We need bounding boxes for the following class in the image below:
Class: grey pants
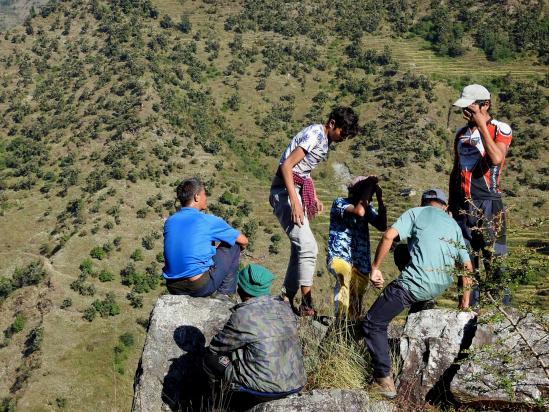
[269,184,318,297]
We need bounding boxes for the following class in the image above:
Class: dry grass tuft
[300,320,372,390]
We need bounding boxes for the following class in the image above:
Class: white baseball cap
[452,84,491,108]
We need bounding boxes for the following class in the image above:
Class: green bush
[12,261,45,288]
[131,248,144,261]
[0,277,14,301]
[90,246,106,260]
[142,235,156,250]
[23,326,43,357]
[79,258,93,275]
[83,307,96,322]
[60,298,72,309]
[98,270,114,282]
[219,191,241,206]
[127,291,143,308]
[91,293,120,318]
[4,314,26,339]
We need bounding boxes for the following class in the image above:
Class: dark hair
[176,178,204,206]
[475,100,490,109]
[329,107,359,138]
[348,176,378,204]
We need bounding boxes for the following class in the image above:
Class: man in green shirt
[362,189,473,398]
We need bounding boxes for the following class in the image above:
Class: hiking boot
[370,376,397,399]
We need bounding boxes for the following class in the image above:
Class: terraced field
[362,35,548,81]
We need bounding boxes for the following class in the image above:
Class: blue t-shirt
[163,208,240,279]
[392,206,471,301]
[327,197,380,274]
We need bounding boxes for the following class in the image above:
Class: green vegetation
[0,0,546,410]
[113,332,135,374]
[83,293,120,321]
[0,261,46,302]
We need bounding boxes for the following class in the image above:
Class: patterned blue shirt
[327,197,379,274]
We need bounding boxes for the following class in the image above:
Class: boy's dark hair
[329,107,359,138]
[348,176,378,204]
[176,178,204,206]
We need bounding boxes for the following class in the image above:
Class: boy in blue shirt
[327,176,387,320]
[163,178,249,297]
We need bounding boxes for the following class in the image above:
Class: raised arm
[279,147,307,227]
[467,105,507,165]
[371,185,387,232]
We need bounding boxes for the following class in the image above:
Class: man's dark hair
[475,100,490,109]
[329,107,359,138]
[176,178,204,206]
[348,176,378,204]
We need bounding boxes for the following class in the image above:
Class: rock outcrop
[451,310,549,408]
[133,296,548,411]
[132,295,233,412]
[248,389,395,412]
[397,309,477,403]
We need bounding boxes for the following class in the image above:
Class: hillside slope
[0,0,547,410]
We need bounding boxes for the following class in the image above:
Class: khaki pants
[328,258,369,320]
[270,184,318,297]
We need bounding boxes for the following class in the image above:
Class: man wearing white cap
[449,84,513,306]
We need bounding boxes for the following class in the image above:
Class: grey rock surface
[397,309,477,403]
[132,294,233,412]
[451,310,549,407]
[248,389,395,412]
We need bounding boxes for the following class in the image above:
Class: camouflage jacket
[209,295,306,393]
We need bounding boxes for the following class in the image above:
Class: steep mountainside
[0,0,547,409]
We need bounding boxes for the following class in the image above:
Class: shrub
[60,298,72,309]
[127,291,143,308]
[178,14,192,33]
[90,246,106,260]
[136,208,148,218]
[156,252,164,263]
[23,326,44,356]
[0,277,14,301]
[219,191,240,206]
[119,332,134,348]
[91,293,120,318]
[5,314,26,339]
[79,258,93,275]
[131,249,144,261]
[142,235,156,250]
[98,270,114,282]
[12,261,45,288]
[83,307,96,322]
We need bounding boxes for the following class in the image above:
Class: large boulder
[132,295,233,412]
[397,309,477,403]
[451,310,549,408]
[248,389,395,412]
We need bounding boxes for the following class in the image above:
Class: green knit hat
[237,264,274,297]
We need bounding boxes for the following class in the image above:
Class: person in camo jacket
[204,264,306,410]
